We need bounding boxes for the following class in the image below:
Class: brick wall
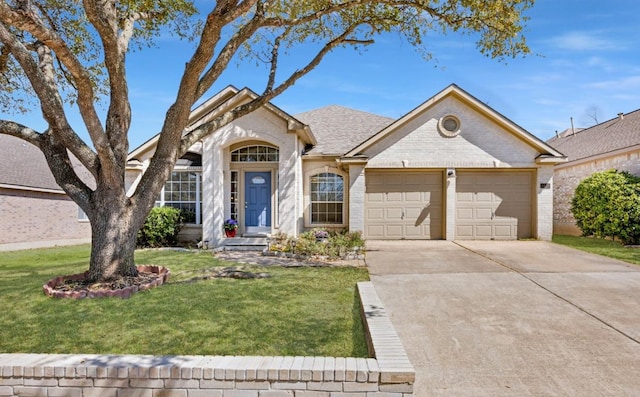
[0,187,91,245]
[0,282,415,397]
[553,148,640,235]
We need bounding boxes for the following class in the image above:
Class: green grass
[0,245,370,357]
[553,235,640,266]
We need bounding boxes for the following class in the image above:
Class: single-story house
[547,109,640,235]
[0,134,92,250]
[127,84,566,247]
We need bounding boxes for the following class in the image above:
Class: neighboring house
[127,84,566,247]
[547,110,640,235]
[0,135,92,250]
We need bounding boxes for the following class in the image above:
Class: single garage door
[456,171,533,240]
[365,170,443,239]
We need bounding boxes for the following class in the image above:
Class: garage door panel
[475,225,492,238]
[494,224,516,238]
[457,208,473,220]
[366,208,384,220]
[387,207,403,219]
[456,171,533,240]
[475,207,493,220]
[405,207,424,218]
[457,192,473,202]
[405,191,422,201]
[365,171,443,239]
[475,192,494,202]
[405,225,425,237]
[366,225,385,238]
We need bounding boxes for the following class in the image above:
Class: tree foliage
[0,0,534,281]
[571,170,640,245]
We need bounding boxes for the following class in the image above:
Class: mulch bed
[43,265,170,299]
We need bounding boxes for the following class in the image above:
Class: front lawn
[553,235,640,266]
[0,245,369,357]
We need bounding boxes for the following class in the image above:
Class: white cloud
[582,75,640,90]
[548,31,624,51]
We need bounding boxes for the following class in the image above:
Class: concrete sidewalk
[367,240,640,396]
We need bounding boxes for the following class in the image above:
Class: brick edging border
[0,281,414,396]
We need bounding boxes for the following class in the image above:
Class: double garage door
[364,170,533,240]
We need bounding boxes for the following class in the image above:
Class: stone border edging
[42,265,171,299]
[0,281,414,396]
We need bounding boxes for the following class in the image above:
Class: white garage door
[365,171,443,239]
[456,171,533,240]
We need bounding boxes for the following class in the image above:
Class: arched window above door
[231,145,279,162]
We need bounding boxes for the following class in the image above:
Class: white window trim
[157,171,202,225]
[304,166,348,228]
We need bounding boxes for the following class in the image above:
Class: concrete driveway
[366,240,640,396]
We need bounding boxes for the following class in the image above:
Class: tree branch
[0,119,43,147]
[83,0,131,175]
[39,134,94,214]
[0,18,99,178]
[180,26,363,153]
[0,1,111,174]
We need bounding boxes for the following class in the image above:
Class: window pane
[159,172,202,224]
[231,145,279,162]
[310,172,343,224]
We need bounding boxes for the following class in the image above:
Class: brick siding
[0,187,91,245]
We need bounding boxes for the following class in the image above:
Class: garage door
[365,171,443,239]
[456,171,533,240]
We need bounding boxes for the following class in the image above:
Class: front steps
[222,236,269,251]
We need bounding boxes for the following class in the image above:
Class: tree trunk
[87,199,140,282]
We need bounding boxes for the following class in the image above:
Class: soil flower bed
[43,265,170,299]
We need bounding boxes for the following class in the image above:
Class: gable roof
[343,84,566,163]
[129,86,315,160]
[0,135,63,192]
[546,109,640,163]
[295,105,393,156]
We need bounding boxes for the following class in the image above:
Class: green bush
[571,170,640,245]
[137,206,184,247]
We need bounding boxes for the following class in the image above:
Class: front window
[156,171,202,224]
[310,172,344,224]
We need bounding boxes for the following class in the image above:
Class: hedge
[571,169,640,245]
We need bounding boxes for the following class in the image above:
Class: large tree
[0,0,533,282]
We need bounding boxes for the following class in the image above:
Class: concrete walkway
[366,240,640,396]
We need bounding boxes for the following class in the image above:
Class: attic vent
[438,115,461,138]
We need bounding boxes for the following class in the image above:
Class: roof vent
[618,112,624,120]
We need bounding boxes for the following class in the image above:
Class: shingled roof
[0,134,63,192]
[0,134,94,192]
[295,105,393,156]
[547,109,640,163]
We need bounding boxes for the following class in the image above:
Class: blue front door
[245,171,271,230]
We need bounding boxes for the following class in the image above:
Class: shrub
[271,230,365,259]
[571,170,640,245]
[137,207,184,247]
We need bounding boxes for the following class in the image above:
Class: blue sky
[9,0,640,148]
